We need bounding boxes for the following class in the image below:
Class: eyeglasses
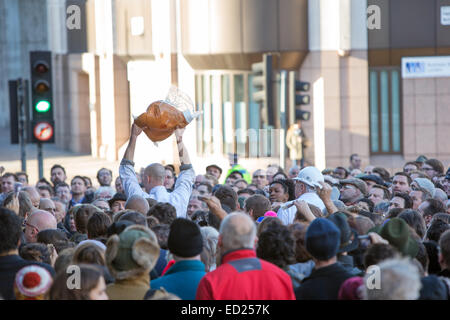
[253,175,266,179]
[422,166,434,171]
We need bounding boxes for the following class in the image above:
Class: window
[194,70,280,158]
[234,74,246,157]
[369,68,403,154]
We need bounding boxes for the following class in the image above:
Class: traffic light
[295,109,310,121]
[251,54,274,126]
[30,51,54,143]
[289,71,310,122]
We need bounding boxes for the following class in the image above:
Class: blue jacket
[147,260,206,300]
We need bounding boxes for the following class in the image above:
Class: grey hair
[200,226,219,272]
[219,212,256,251]
[433,188,448,203]
[94,186,115,200]
[364,258,422,300]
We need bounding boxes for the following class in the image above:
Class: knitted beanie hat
[14,265,53,300]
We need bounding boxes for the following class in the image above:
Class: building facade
[0,0,449,176]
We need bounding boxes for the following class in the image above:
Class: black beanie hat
[168,218,203,257]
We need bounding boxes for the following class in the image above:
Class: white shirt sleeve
[119,160,149,199]
[169,167,195,218]
[276,205,297,225]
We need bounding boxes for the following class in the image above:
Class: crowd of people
[1,125,450,300]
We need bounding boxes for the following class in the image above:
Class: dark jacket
[438,269,450,279]
[150,248,168,280]
[0,254,55,300]
[295,262,354,300]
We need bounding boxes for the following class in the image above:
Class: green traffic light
[35,100,51,112]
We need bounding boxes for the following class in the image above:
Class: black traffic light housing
[30,51,55,143]
[251,54,274,126]
[289,71,310,122]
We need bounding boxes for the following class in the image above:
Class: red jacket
[196,249,295,300]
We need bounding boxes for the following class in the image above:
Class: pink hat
[264,211,277,217]
[338,276,364,300]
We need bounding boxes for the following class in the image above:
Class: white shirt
[276,192,326,225]
[119,160,195,218]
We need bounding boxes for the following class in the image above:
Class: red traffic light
[34,80,50,93]
[33,61,49,74]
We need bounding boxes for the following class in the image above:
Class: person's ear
[248,208,253,217]
[217,235,223,249]
[438,253,446,269]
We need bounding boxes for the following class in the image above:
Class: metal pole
[17,78,27,172]
[279,71,287,169]
[37,142,43,179]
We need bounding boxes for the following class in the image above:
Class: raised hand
[317,181,332,201]
[131,123,143,138]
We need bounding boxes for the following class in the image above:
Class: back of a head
[438,229,450,267]
[256,222,296,269]
[37,229,69,247]
[423,199,446,217]
[219,212,256,252]
[151,224,171,249]
[19,243,52,265]
[0,208,23,254]
[432,188,447,203]
[256,216,283,237]
[398,209,426,239]
[364,258,421,300]
[363,243,399,269]
[145,163,166,184]
[49,264,103,300]
[72,242,106,266]
[74,204,103,234]
[147,202,177,225]
[87,211,112,239]
[349,215,375,235]
[29,210,58,231]
[118,211,148,227]
[213,185,238,211]
[18,191,34,219]
[244,194,271,220]
[54,247,76,274]
[125,195,150,216]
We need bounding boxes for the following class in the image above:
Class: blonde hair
[4,192,20,215]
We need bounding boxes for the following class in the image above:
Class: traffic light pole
[17,78,27,172]
[37,142,43,179]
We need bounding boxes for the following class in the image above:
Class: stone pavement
[0,127,120,186]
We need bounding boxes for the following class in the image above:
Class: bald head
[143,163,165,192]
[39,198,56,216]
[219,212,256,252]
[125,195,150,215]
[21,186,40,208]
[25,210,57,243]
[145,163,165,182]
